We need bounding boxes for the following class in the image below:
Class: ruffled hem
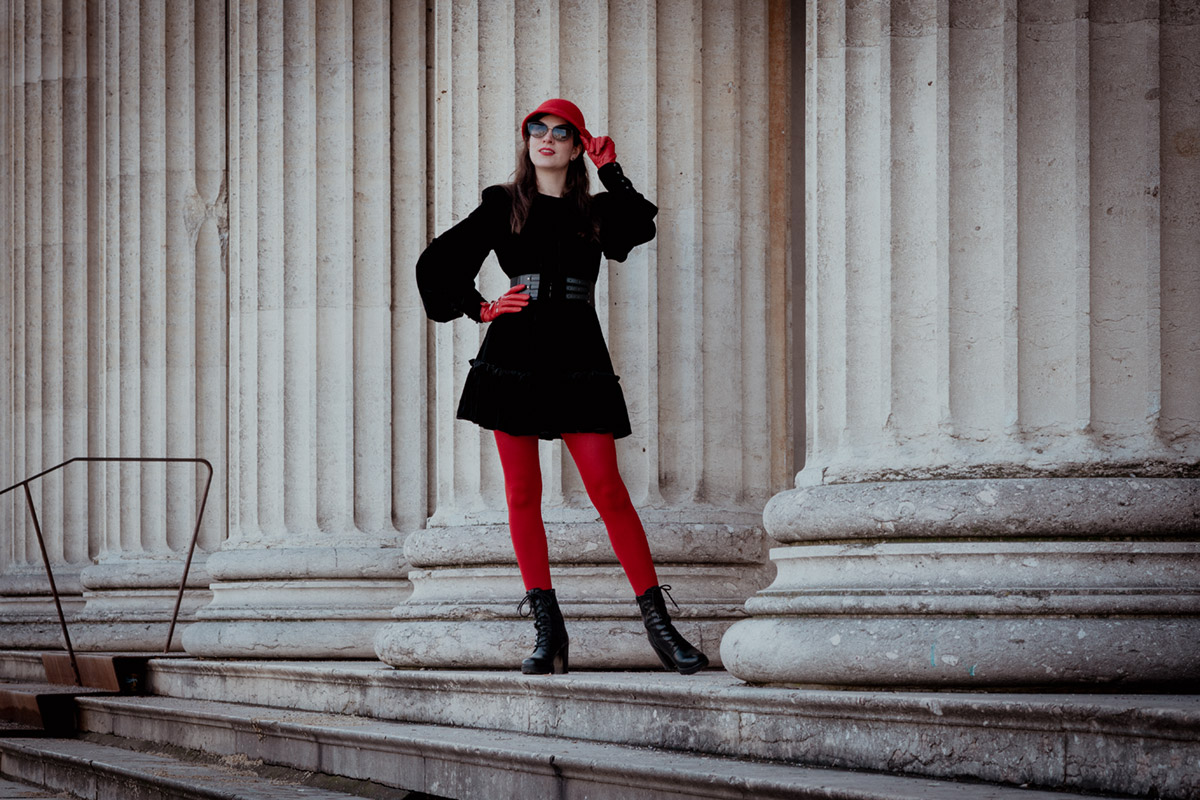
[456,359,633,440]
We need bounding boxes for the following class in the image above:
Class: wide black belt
[511,273,594,305]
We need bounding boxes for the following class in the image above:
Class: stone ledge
[137,658,1198,799]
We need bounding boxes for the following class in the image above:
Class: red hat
[520,98,591,142]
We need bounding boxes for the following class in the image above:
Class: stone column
[374,0,792,670]
[0,0,228,652]
[0,0,11,554]
[182,0,411,658]
[67,0,229,652]
[0,0,92,648]
[721,0,1200,687]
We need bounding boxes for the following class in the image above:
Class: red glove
[479,285,529,322]
[584,135,617,168]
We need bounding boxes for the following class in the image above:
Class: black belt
[511,273,594,305]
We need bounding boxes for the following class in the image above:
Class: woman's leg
[494,431,553,591]
[561,432,659,595]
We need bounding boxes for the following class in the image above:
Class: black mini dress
[415,162,657,440]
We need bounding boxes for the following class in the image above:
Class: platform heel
[635,585,708,675]
[518,588,570,675]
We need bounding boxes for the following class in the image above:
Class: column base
[722,478,1200,688]
[375,566,746,670]
[73,558,213,652]
[722,614,1200,688]
[185,618,406,659]
[376,515,769,670]
[0,609,85,650]
[0,567,86,649]
[182,543,411,658]
[763,476,1200,541]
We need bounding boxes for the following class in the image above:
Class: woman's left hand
[585,135,617,168]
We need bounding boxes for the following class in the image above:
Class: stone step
[41,651,185,693]
[0,776,60,799]
[0,721,43,739]
[141,659,1200,800]
[0,737,389,800]
[0,683,111,733]
[0,654,52,685]
[72,694,1114,800]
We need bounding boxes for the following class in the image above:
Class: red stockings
[493,430,659,596]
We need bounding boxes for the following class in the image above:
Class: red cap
[520,98,591,142]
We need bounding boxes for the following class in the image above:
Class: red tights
[493,430,659,596]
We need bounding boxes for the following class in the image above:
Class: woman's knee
[586,478,633,516]
[505,478,543,511]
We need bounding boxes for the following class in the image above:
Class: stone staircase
[1,650,1196,799]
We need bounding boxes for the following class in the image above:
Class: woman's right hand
[479,285,530,322]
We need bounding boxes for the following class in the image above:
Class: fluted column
[722,0,1200,687]
[0,0,92,648]
[0,0,228,652]
[183,0,410,658]
[375,0,792,669]
[64,0,229,652]
[0,2,11,540]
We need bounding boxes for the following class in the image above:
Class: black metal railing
[0,457,213,685]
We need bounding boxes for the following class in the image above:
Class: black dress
[416,162,657,440]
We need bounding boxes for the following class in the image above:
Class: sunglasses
[525,120,575,142]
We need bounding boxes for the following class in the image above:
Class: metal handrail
[0,457,214,685]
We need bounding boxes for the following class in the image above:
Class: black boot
[517,588,569,675]
[636,585,709,675]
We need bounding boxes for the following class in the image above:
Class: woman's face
[527,113,582,171]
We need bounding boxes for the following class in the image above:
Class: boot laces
[518,591,553,644]
[658,584,680,611]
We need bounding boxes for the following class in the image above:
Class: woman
[416,98,707,676]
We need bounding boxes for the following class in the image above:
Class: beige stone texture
[184,0,415,657]
[722,540,1200,686]
[5,0,1193,698]
[722,0,1200,688]
[102,659,1198,799]
[1,1,790,662]
[0,1,228,651]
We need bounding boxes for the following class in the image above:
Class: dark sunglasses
[525,120,575,142]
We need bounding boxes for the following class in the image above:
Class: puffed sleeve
[594,162,658,262]
[416,185,511,322]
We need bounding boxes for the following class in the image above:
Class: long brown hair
[507,127,597,240]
